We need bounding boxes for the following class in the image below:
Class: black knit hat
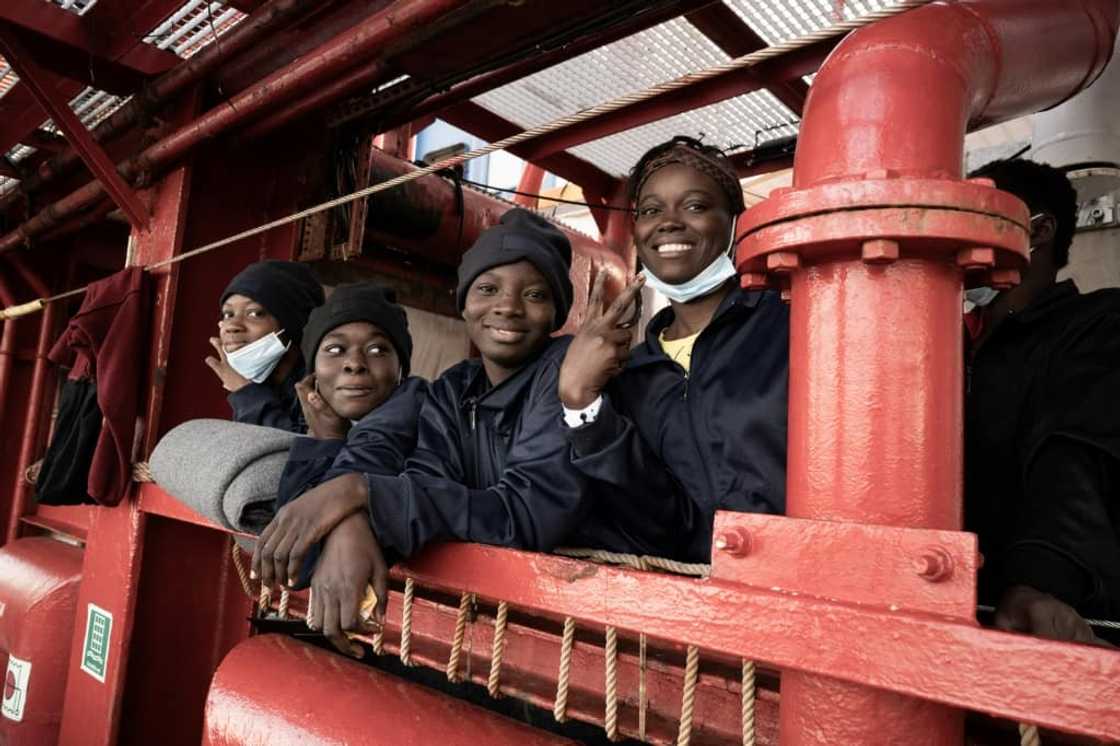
[301,283,413,378]
[456,208,574,330]
[220,260,324,349]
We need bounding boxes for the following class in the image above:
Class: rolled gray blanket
[149,419,296,534]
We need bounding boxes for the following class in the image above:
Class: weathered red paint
[0,0,480,253]
[734,1,1120,743]
[398,540,1120,742]
[709,512,978,620]
[204,635,579,746]
[0,29,150,230]
[0,537,83,746]
[357,148,628,330]
[5,258,56,545]
[0,0,320,214]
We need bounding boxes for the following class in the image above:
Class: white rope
[1,1,933,318]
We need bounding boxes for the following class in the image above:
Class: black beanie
[220,260,324,349]
[456,208,574,330]
[301,283,413,378]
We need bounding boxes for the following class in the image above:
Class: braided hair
[628,136,745,216]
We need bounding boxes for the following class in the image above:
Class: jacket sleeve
[228,383,299,432]
[275,436,345,589]
[325,377,427,481]
[365,361,591,558]
[565,393,702,558]
[1004,435,1120,616]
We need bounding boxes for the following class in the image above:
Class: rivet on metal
[861,239,900,264]
[715,529,752,557]
[989,268,1021,290]
[956,247,996,270]
[766,251,800,274]
[915,547,954,583]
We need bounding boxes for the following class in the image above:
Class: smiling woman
[206,260,325,432]
[558,136,791,562]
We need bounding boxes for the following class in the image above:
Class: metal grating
[725,0,901,44]
[475,18,730,130]
[46,0,99,16]
[142,0,247,59]
[569,90,798,176]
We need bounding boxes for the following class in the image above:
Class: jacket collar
[630,284,765,368]
[1013,279,1079,324]
[460,336,564,415]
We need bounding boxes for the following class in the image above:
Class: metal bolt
[915,546,954,583]
[956,247,996,270]
[766,251,800,274]
[741,272,770,290]
[715,529,752,557]
[861,239,899,265]
[989,268,1021,290]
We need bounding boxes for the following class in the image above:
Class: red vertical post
[736,1,1119,743]
[513,163,545,208]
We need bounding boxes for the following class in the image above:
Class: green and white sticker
[2,655,31,722]
[80,603,113,683]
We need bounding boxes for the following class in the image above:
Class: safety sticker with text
[2,655,31,722]
[80,603,113,683]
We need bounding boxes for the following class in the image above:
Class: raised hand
[295,374,350,441]
[558,272,645,409]
[204,336,251,392]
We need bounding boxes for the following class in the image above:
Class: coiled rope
[447,591,475,682]
[487,600,510,697]
[554,616,577,722]
[0,0,933,321]
[605,625,620,740]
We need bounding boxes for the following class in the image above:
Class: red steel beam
[0,0,321,214]
[0,29,149,229]
[0,1,180,77]
[511,37,836,163]
[0,0,495,253]
[399,540,1120,742]
[440,101,618,196]
[685,2,810,115]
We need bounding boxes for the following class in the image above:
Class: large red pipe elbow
[738,2,1119,744]
[796,0,1119,187]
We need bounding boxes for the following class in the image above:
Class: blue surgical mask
[963,287,1000,313]
[226,331,289,383]
[641,224,738,303]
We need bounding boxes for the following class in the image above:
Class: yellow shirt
[659,329,701,373]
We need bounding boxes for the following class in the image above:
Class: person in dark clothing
[253,208,635,654]
[206,260,325,432]
[558,136,790,561]
[965,159,1120,645]
[261,283,425,647]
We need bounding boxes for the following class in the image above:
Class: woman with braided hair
[558,136,790,561]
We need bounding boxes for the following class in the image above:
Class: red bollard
[0,536,83,745]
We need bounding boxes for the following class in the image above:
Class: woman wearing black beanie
[207,260,325,432]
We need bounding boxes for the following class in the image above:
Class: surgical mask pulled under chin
[963,286,1000,313]
[641,225,739,303]
[226,331,289,383]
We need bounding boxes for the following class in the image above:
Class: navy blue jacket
[966,281,1120,623]
[228,365,305,433]
[364,337,640,559]
[275,376,428,586]
[568,286,789,561]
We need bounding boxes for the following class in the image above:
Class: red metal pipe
[6,257,54,544]
[0,0,484,254]
[0,0,322,214]
[513,164,545,208]
[358,148,628,329]
[204,635,577,745]
[736,2,1119,744]
[237,57,389,140]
